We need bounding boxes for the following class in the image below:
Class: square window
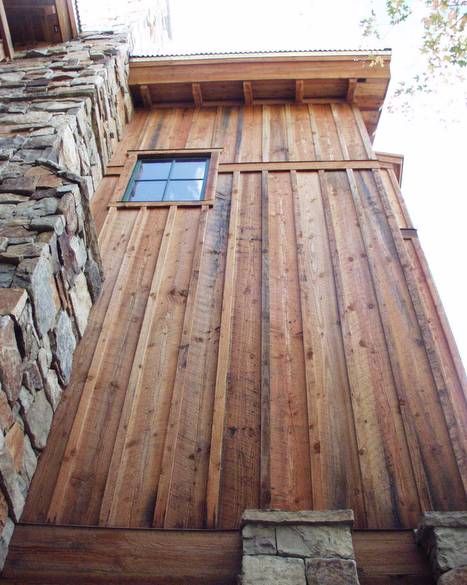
[123,156,209,202]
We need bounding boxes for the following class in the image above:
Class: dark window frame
[112,149,221,208]
[123,156,210,203]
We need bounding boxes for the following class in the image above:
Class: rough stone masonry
[241,510,360,585]
[0,31,132,567]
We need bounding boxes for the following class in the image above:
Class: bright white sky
[163,0,467,367]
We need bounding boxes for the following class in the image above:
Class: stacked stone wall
[241,510,360,585]
[0,32,132,566]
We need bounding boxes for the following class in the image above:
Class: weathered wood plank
[212,107,241,163]
[237,106,262,162]
[99,206,175,526]
[1,524,241,585]
[1,525,433,584]
[153,207,209,527]
[369,169,467,501]
[354,530,434,583]
[268,171,312,510]
[161,195,230,528]
[320,170,418,528]
[312,104,343,160]
[45,208,159,524]
[218,172,262,528]
[290,170,365,522]
[206,172,241,527]
[260,170,271,510]
[22,209,139,522]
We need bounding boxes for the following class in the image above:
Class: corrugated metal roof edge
[130,48,392,59]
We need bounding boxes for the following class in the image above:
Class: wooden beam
[2,524,241,585]
[243,81,253,106]
[192,82,203,107]
[295,80,304,103]
[1,525,432,585]
[347,78,358,103]
[0,0,14,60]
[140,85,152,108]
[129,57,391,86]
[353,530,433,583]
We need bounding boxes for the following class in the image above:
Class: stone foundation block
[242,555,306,585]
[438,567,467,585]
[305,558,360,585]
[417,512,467,578]
[242,524,277,555]
[276,525,353,559]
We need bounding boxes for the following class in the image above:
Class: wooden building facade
[3,51,466,583]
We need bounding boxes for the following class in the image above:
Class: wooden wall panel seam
[290,170,314,507]
[308,105,322,160]
[317,170,369,527]
[330,104,351,160]
[387,168,415,229]
[45,208,149,522]
[260,170,271,508]
[206,171,241,527]
[99,206,177,526]
[346,168,430,518]
[153,207,210,527]
[351,105,377,160]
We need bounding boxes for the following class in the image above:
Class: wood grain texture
[0,525,433,585]
[21,104,466,534]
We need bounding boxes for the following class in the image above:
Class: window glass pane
[137,161,171,180]
[165,179,203,201]
[171,160,206,180]
[130,180,165,201]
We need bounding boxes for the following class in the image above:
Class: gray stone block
[242,524,277,555]
[24,389,53,450]
[276,525,354,559]
[13,255,59,336]
[0,433,25,521]
[438,567,467,585]
[0,315,23,404]
[52,310,76,385]
[433,527,467,574]
[242,509,354,527]
[242,555,306,585]
[305,558,360,585]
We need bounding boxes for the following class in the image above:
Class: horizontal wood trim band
[105,160,383,178]
[1,524,432,584]
[136,98,349,109]
[2,524,241,585]
[129,58,391,86]
[127,147,224,153]
[219,161,382,173]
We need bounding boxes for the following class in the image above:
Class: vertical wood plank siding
[23,103,467,530]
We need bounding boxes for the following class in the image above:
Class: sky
[77,0,467,367]
[163,0,467,367]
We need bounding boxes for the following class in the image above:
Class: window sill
[108,200,214,208]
